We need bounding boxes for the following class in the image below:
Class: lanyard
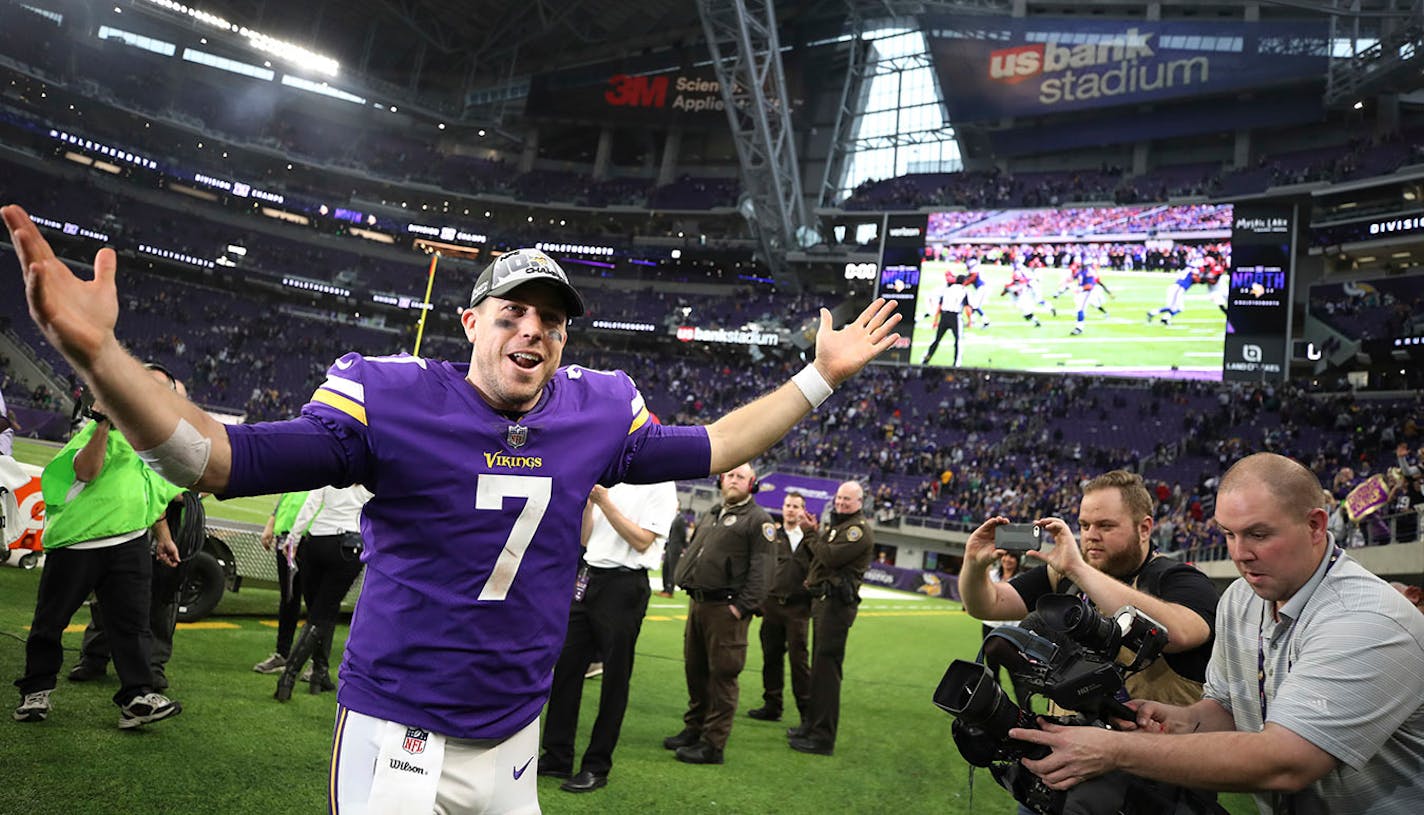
[1256,546,1341,815]
[1256,546,1342,722]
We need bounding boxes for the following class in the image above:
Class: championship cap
[468,248,585,317]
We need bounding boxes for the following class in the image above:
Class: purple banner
[863,564,962,602]
[755,473,842,519]
[924,16,1329,122]
[10,406,68,442]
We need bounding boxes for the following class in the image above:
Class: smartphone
[994,523,1043,552]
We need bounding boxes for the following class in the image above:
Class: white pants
[332,706,541,815]
[1161,283,1186,313]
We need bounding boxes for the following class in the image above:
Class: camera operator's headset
[714,471,760,494]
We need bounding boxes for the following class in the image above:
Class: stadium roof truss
[696,0,811,287]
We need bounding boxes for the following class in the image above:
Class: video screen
[908,204,1232,379]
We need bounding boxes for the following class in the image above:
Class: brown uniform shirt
[675,497,776,616]
[805,510,874,594]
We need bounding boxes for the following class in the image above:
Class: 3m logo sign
[605,74,669,108]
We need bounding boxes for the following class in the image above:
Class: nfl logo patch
[506,424,528,449]
[403,727,429,755]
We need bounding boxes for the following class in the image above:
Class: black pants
[300,533,363,628]
[922,312,962,367]
[273,542,305,656]
[805,595,858,746]
[78,558,186,682]
[16,535,157,706]
[661,542,683,594]
[542,568,651,776]
[758,597,811,718]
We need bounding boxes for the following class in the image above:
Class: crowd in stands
[1309,275,1424,344]
[560,344,1422,557]
[930,241,1228,275]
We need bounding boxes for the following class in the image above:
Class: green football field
[912,262,1227,377]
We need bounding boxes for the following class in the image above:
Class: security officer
[788,480,873,756]
[664,462,774,765]
[748,490,815,725]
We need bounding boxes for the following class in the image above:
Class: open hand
[2,205,119,368]
[812,299,902,386]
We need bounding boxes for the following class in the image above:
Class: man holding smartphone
[958,470,1219,709]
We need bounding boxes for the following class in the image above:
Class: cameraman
[1008,453,1424,815]
[959,470,1218,709]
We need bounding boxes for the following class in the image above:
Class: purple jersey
[224,353,710,738]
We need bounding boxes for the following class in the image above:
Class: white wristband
[792,364,834,409]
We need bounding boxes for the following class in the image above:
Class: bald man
[1010,452,1424,815]
[788,480,874,756]
[665,463,775,765]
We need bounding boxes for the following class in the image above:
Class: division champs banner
[1223,203,1295,382]
[1344,475,1392,522]
[923,16,1328,122]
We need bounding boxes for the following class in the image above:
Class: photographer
[959,471,1218,709]
[1008,454,1424,815]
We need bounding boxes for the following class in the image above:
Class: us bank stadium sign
[923,16,1328,121]
[675,326,781,347]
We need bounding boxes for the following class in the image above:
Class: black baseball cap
[468,248,585,317]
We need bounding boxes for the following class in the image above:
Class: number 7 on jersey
[474,474,552,601]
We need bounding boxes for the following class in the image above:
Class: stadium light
[140,1,339,77]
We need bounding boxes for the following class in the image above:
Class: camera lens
[1036,594,1122,655]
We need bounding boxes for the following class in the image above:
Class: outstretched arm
[3,205,232,492]
[705,299,900,474]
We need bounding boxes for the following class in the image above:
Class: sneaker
[252,653,287,674]
[13,690,51,722]
[118,692,181,730]
[584,662,604,679]
[1070,326,1083,336]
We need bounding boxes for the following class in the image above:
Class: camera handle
[1102,697,1136,725]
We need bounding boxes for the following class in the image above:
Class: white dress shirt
[584,481,679,570]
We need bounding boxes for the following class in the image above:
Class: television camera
[934,594,1170,813]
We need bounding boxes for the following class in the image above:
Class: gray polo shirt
[1204,546,1424,814]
